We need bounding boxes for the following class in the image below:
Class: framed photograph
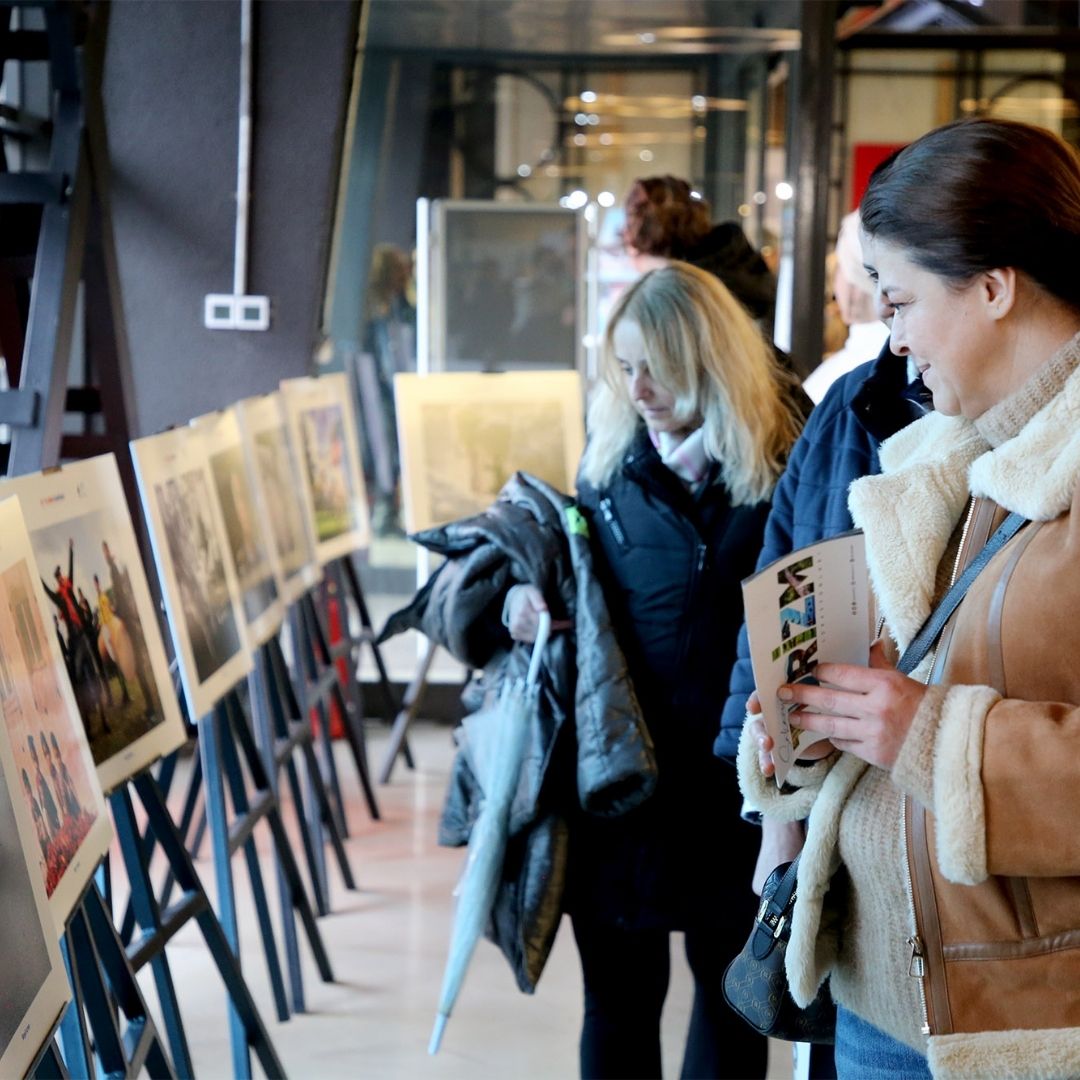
[131,426,251,721]
[0,716,69,1077]
[422,200,586,374]
[0,455,187,794]
[0,497,112,927]
[193,409,285,645]
[394,370,585,532]
[280,372,371,564]
[234,393,321,605]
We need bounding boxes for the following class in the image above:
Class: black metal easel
[255,633,356,918]
[110,766,286,1079]
[58,877,176,1079]
[199,686,334,1067]
[290,571,381,830]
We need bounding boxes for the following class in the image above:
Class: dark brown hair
[860,118,1080,310]
[622,176,712,258]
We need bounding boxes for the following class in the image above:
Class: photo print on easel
[0,497,112,926]
[192,408,285,646]
[131,426,252,722]
[280,372,371,564]
[0,455,188,794]
[394,370,586,532]
[0,710,70,1077]
[235,392,321,605]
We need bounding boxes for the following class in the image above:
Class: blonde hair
[580,261,800,505]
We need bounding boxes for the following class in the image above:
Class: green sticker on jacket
[565,506,589,537]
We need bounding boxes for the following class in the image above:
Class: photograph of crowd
[281,374,370,563]
[0,739,67,1078]
[208,443,279,627]
[253,425,314,584]
[394,371,585,532]
[418,399,569,526]
[0,558,102,901]
[32,518,165,767]
[154,469,243,683]
[299,403,358,543]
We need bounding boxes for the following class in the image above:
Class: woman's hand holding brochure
[741,531,870,787]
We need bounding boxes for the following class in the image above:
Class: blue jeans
[835,1007,932,1079]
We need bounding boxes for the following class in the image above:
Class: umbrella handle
[526,610,551,686]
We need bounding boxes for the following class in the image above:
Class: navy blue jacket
[572,425,769,929]
[714,343,929,761]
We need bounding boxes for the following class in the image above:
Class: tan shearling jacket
[739,364,1080,1079]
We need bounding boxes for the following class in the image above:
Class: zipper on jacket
[901,796,932,1036]
[672,541,710,675]
[598,497,628,549]
[899,494,977,1041]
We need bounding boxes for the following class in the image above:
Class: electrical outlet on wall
[204,293,270,331]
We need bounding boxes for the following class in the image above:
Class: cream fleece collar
[848,359,1080,650]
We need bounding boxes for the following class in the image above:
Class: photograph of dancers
[35,526,165,766]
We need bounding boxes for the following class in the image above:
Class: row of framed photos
[0,372,368,1076]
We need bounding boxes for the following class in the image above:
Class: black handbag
[722,853,837,1044]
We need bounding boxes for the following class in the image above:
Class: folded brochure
[741,530,870,787]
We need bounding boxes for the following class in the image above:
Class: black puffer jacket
[379,472,656,990]
[570,426,769,931]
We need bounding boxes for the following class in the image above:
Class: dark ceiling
[362,0,803,59]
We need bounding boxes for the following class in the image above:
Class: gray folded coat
[379,471,656,991]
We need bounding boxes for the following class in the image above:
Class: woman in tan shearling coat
[741,118,1080,1079]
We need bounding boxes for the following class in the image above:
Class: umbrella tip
[429,1013,449,1055]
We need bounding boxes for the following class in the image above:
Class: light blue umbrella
[429,611,552,1055]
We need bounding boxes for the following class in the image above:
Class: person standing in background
[803,211,891,405]
[358,243,415,536]
[622,175,780,338]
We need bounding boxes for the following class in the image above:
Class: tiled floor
[120,721,794,1079]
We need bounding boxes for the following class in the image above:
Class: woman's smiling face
[861,234,1007,419]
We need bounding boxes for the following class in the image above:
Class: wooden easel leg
[30,1038,70,1080]
[80,887,177,1078]
[252,651,328,916]
[131,770,285,1080]
[57,940,93,1080]
[60,883,177,1080]
[378,638,438,784]
[210,698,291,1024]
[199,706,254,1078]
[340,554,415,768]
[111,785,195,1077]
[267,634,356,895]
[310,579,380,821]
[223,693,334,990]
[120,748,180,945]
[290,602,352,839]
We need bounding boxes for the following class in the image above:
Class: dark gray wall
[103,0,359,435]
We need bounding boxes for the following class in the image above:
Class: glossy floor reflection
[129,721,794,1079]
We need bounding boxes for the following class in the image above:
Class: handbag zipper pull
[906,935,926,979]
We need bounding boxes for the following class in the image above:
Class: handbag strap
[897,511,1027,677]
